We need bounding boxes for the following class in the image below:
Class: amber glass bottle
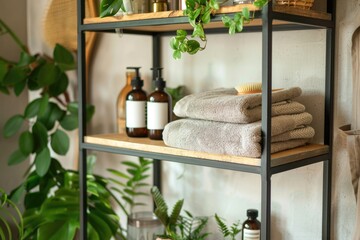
[126,67,148,137]
[116,67,136,134]
[242,209,261,240]
[147,68,171,140]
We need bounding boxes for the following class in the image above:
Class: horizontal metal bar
[81,142,261,174]
[270,153,330,175]
[272,11,334,29]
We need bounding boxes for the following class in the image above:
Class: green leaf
[242,7,250,20]
[67,102,78,115]
[192,24,205,40]
[222,15,231,27]
[236,17,244,33]
[37,102,65,130]
[229,22,236,35]
[187,40,201,55]
[3,114,24,138]
[8,149,28,165]
[17,52,35,67]
[38,63,60,86]
[35,147,51,176]
[39,93,49,116]
[24,191,47,209]
[9,184,26,203]
[2,66,28,85]
[0,84,10,94]
[51,129,70,155]
[86,104,95,122]
[170,37,180,50]
[176,29,187,38]
[14,80,26,96]
[48,72,69,97]
[24,98,42,118]
[60,114,78,131]
[201,9,211,24]
[19,131,34,155]
[100,0,124,17]
[32,122,48,152]
[0,60,8,83]
[173,50,181,60]
[38,220,77,240]
[54,44,76,71]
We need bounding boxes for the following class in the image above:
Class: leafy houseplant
[108,157,153,234]
[214,214,242,240]
[0,188,23,240]
[99,0,268,59]
[151,186,209,240]
[0,19,122,239]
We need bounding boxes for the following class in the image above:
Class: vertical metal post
[261,2,273,240]
[152,33,162,194]
[77,0,88,239]
[322,24,335,240]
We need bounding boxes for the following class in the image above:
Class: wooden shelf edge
[84,4,330,25]
[85,133,329,168]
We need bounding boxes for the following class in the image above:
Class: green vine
[171,0,269,59]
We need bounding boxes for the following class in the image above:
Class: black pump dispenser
[128,67,143,87]
[152,67,166,89]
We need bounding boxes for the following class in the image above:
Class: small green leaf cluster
[222,7,250,35]
[100,0,124,17]
[214,214,242,240]
[108,157,153,216]
[151,186,210,240]
[0,188,23,240]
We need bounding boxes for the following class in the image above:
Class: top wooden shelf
[83,5,332,32]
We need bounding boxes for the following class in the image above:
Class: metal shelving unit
[77,1,336,239]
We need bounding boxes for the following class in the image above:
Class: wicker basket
[275,0,314,9]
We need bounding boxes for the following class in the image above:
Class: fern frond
[169,199,184,226]
[215,214,230,237]
[151,186,168,213]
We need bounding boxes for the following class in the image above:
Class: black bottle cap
[151,67,165,89]
[247,209,258,218]
[128,67,143,87]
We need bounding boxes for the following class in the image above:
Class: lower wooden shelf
[85,133,329,168]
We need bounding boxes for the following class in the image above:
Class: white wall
[23,0,358,239]
[0,0,29,194]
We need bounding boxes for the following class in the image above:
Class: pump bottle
[125,67,147,137]
[117,67,136,134]
[242,209,261,240]
[147,67,171,140]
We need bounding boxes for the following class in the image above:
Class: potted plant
[151,186,209,240]
[0,19,123,239]
[214,213,242,240]
[99,0,268,59]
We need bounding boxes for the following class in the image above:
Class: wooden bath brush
[235,82,283,95]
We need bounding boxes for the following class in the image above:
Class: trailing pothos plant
[171,0,268,59]
[0,19,122,239]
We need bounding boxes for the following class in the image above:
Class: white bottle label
[147,102,168,130]
[243,229,260,240]
[126,101,146,128]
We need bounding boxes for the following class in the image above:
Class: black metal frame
[77,1,336,239]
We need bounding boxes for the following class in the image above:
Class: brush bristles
[235,82,262,94]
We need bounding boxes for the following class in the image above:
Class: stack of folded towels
[162,87,315,158]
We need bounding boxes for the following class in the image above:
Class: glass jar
[127,212,164,240]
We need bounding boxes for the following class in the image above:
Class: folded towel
[163,112,314,158]
[174,87,304,123]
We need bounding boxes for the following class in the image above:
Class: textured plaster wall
[24,0,359,239]
[0,0,28,193]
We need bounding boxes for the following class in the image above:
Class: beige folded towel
[163,112,314,158]
[174,87,304,123]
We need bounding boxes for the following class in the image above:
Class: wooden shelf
[85,133,329,167]
[83,5,331,32]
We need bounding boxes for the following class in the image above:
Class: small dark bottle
[147,67,172,140]
[242,209,261,240]
[126,67,148,137]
